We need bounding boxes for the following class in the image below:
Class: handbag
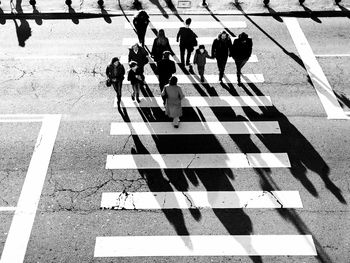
[106,78,112,87]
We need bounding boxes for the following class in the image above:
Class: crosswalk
[94,16,317,259]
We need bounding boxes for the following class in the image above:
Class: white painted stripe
[284,17,348,119]
[101,191,303,209]
[0,55,77,60]
[94,235,317,257]
[110,121,281,135]
[105,153,291,169]
[0,207,17,212]
[120,54,258,64]
[123,37,231,46]
[315,54,350,57]
[126,21,247,29]
[0,115,61,263]
[114,96,273,108]
[0,114,46,123]
[127,74,264,84]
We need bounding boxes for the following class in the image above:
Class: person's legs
[179,45,185,66]
[135,82,141,102]
[137,26,147,47]
[131,84,136,101]
[235,59,243,84]
[116,80,122,103]
[172,117,180,128]
[186,48,192,66]
[217,59,224,81]
[198,65,205,82]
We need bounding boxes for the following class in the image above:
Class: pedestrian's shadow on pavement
[335,91,350,110]
[266,6,283,23]
[67,4,79,24]
[300,4,322,23]
[99,5,112,24]
[149,0,169,18]
[205,5,236,37]
[32,4,43,25]
[0,7,6,25]
[165,0,184,22]
[11,0,32,47]
[336,3,350,19]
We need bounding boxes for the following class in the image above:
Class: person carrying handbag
[106,57,125,106]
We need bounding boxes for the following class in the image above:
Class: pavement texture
[0,0,350,16]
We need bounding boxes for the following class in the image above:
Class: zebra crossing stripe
[94,235,317,257]
[100,191,303,209]
[110,121,281,135]
[123,37,234,46]
[119,55,258,64]
[106,153,291,169]
[125,21,247,29]
[126,74,264,84]
[114,96,273,108]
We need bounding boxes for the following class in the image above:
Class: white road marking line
[110,121,281,135]
[315,54,350,57]
[0,207,17,212]
[0,115,61,263]
[105,153,291,169]
[94,235,317,257]
[126,74,264,84]
[125,21,247,29]
[101,191,303,209]
[120,54,258,64]
[123,37,233,46]
[0,114,48,123]
[0,55,78,60]
[284,17,348,120]
[114,96,273,108]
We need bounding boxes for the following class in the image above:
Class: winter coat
[176,27,198,49]
[106,63,125,81]
[128,46,149,68]
[193,49,210,66]
[231,37,253,60]
[127,68,144,85]
[151,37,173,62]
[132,11,149,30]
[211,37,232,60]
[157,58,176,82]
[161,84,185,118]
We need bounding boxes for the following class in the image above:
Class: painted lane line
[105,153,291,169]
[120,54,258,64]
[0,115,61,263]
[0,114,47,123]
[114,96,273,108]
[0,207,17,212]
[94,235,317,257]
[315,54,350,57]
[125,21,247,29]
[100,191,303,209]
[123,37,234,46]
[0,55,78,60]
[284,17,348,119]
[125,74,264,84]
[110,121,281,135]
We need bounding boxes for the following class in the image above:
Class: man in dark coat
[231,32,253,85]
[128,43,149,76]
[132,10,150,47]
[157,51,176,92]
[176,18,198,68]
[211,30,232,82]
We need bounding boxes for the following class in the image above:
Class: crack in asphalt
[182,191,195,209]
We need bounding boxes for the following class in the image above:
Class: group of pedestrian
[106,10,253,128]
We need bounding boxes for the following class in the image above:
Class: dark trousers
[216,57,228,79]
[135,26,147,46]
[180,45,193,66]
[112,80,123,100]
[235,57,249,82]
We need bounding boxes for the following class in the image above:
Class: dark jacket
[128,46,149,68]
[176,27,197,49]
[151,37,173,62]
[106,63,125,81]
[193,49,210,66]
[211,37,232,60]
[231,37,253,59]
[157,58,176,82]
[127,68,144,85]
[132,11,149,30]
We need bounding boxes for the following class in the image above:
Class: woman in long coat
[151,29,173,63]
[211,30,232,82]
[132,10,150,47]
[161,76,185,128]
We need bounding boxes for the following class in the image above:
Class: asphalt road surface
[0,11,349,263]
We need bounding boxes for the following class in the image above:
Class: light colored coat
[162,84,185,118]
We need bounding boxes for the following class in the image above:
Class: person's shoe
[136,97,141,103]
[131,95,135,101]
[219,77,223,82]
[200,76,205,83]
[174,124,179,128]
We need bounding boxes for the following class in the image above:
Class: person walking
[132,10,150,47]
[161,76,185,128]
[106,57,125,106]
[151,29,173,63]
[176,18,198,68]
[193,44,211,83]
[231,32,253,85]
[157,51,176,92]
[127,61,143,103]
[128,43,149,76]
[211,30,232,82]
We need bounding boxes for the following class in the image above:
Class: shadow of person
[204,5,236,37]
[68,4,79,24]
[32,5,43,25]
[164,0,184,22]
[0,7,6,25]
[149,0,169,18]
[266,6,283,23]
[242,82,346,204]
[300,4,322,23]
[100,5,112,24]
[13,19,32,47]
[336,3,350,19]
[335,91,350,109]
